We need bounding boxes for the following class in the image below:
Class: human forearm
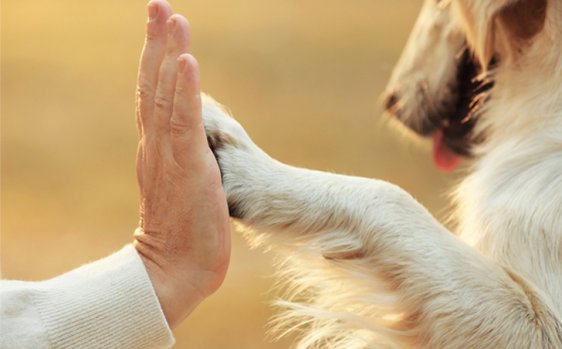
[1,245,174,349]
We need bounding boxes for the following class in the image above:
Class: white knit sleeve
[0,245,175,349]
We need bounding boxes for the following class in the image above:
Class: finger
[152,14,191,136]
[136,0,172,138]
[170,54,207,167]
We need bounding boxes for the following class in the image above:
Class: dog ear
[453,0,547,68]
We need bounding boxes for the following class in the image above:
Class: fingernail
[178,56,187,72]
[148,2,159,20]
[167,18,176,34]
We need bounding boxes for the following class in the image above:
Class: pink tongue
[432,128,461,172]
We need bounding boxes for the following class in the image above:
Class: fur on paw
[202,94,249,155]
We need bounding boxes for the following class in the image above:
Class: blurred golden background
[2,1,459,348]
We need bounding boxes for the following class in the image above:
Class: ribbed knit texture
[1,245,175,349]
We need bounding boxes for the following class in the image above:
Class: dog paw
[201,94,272,218]
[202,94,251,155]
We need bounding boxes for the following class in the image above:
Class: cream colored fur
[202,0,562,347]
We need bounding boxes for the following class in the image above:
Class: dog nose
[384,92,400,116]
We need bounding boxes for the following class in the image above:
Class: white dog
[202,0,562,347]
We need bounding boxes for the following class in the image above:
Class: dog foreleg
[203,96,562,349]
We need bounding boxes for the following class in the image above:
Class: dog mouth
[385,48,495,171]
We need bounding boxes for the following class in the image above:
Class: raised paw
[201,94,276,218]
[202,94,250,155]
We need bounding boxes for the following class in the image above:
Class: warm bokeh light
[2,1,459,348]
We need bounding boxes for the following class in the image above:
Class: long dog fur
[202,0,562,347]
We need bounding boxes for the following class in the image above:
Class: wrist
[134,238,206,328]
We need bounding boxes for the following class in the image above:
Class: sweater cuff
[34,244,175,349]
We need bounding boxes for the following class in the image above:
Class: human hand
[133,0,231,328]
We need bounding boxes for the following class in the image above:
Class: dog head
[384,0,548,171]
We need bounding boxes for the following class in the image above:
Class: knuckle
[154,94,172,111]
[145,31,157,42]
[169,116,192,136]
[174,83,188,94]
[136,81,155,102]
[144,22,161,42]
